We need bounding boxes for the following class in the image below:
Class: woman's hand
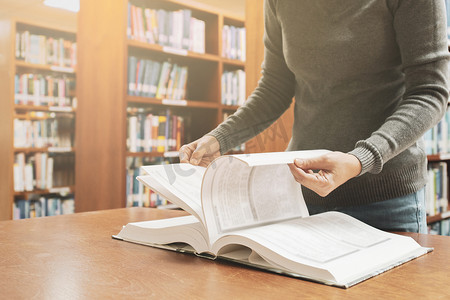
[179,135,221,167]
[288,151,362,197]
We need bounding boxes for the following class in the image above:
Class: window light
[43,0,79,13]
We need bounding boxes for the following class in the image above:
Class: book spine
[157,116,167,152]
[149,61,161,98]
[156,62,172,99]
[182,9,192,50]
[127,2,132,39]
[144,8,155,44]
[130,4,138,41]
[128,56,137,96]
[141,60,153,97]
[157,10,168,46]
[144,114,152,152]
[128,115,137,152]
[152,116,159,152]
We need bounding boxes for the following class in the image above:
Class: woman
[180,0,449,233]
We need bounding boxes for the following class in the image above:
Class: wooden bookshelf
[0,19,77,220]
[127,95,219,109]
[426,153,450,227]
[75,0,247,210]
[14,185,75,197]
[15,60,76,73]
[427,153,450,162]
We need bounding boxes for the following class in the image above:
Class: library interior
[1,0,450,297]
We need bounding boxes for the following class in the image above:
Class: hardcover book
[114,150,430,288]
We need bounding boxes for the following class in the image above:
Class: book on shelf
[128,56,188,100]
[221,69,246,106]
[222,25,246,61]
[156,61,172,98]
[127,109,185,153]
[114,150,430,288]
[13,152,74,193]
[13,116,74,149]
[15,30,77,68]
[13,195,75,220]
[428,218,450,236]
[14,73,75,107]
[128,3,205,53]
[126,156,176,208]
[426,162,449,217]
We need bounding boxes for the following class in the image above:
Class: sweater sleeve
[208,0,296,154]
[349,0,449,174]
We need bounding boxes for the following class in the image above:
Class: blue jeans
[307,188,427,233]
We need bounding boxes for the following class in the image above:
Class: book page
[139,163,206,223]
[202,156,309,242]
[116,215,210,253]
[230,149,329,167]
[211,211,425,286]
[227,214,364,264]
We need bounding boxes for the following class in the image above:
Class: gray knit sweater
[209,0,450,208]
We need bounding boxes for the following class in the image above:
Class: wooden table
[1,208,450,299]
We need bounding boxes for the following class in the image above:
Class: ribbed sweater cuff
[348,141,383,175]
[206,128,232,155]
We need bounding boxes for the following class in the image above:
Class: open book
[114,150,430,288]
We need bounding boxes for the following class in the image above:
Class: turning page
[201,150,328,243]
[139,163,206,223]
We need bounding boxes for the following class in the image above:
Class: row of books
[126,157,175,208]
[15,73,76,107]
[128,57,188,100]
[222,25,246,61]
[14,117,73,148]
[428,218,450,236]
[13,196,75,220]
[127,4,205,53]
[15,30,77,68]
[221,69,246,106]
[424,107,450,155]
[13,153,75,192]
[127,110,185,153]
[426,162,449,217]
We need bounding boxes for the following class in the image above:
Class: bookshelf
[76,0,248,211]
[0,19,77,220]
[125,0,248,207]
[425,113,450,234]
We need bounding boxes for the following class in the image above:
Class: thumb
[294,156,329,170]
[190,145,207,165]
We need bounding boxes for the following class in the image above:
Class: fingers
[179,141,207,166]
[179,143,196,163]
[179,142,204,165]
[179,136,221,166]
[190,145,207,165]
[289,155,336,197]
[293,156,331,171]
[289,152,362,197]
[288,163,331,196]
